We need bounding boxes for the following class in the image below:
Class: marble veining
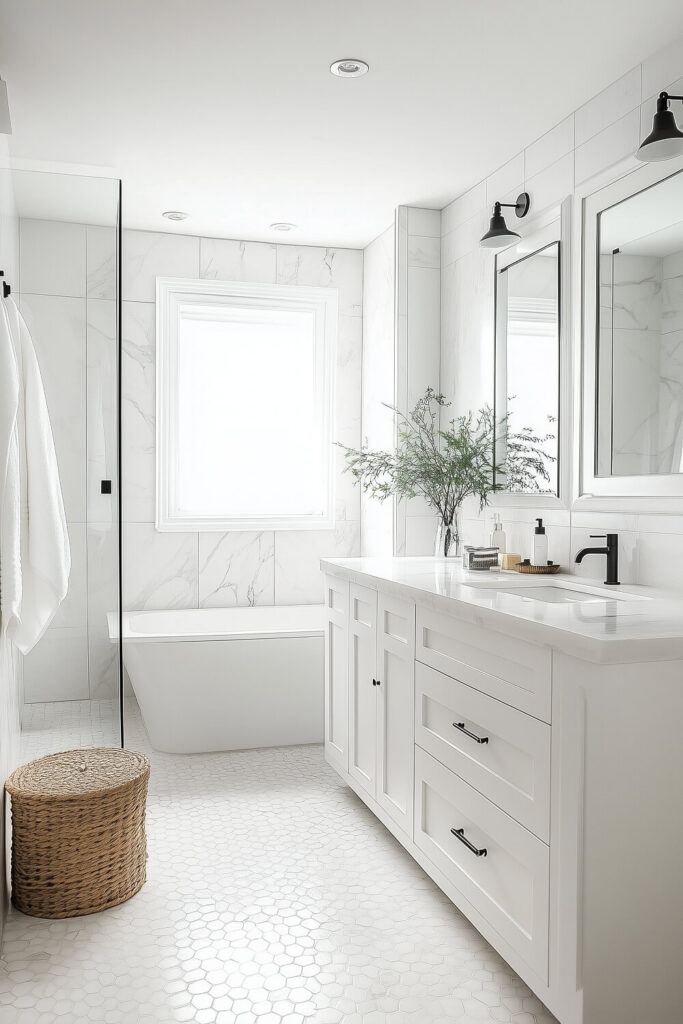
[199,532,275,607]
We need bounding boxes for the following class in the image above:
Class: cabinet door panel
[348,583,378,796]
[376,592,415,837]
[324,575,349,772]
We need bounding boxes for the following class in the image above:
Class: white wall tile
[525,152,574,216]
[86,225,116,300]
[407,235,440,269]
[407,207,441,237]
[642,35,683,98]
[121,301,156,523]
[570,527,638,585]
[123,524,198,611]
[274,522,360,604]
[276,245,362,316]
[405,515,438,556]
[407,267,440,405]
[574,108,640,185]
[199,532,275,607]
[442,182,487,235]
[574,67,641,147]
[199,238,277,283]
[87,298,118,522]
[20,293,87,523]
[23,629,89,702]
[20,219,86,297]
[486,153,525,206]
[122,229,200,302]
[525,116,574,179]
[87,521,120,699]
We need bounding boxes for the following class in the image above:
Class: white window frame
[156,277,337,531]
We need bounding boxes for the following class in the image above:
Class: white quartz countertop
[320,556,683,664]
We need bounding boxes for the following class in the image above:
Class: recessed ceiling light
[330,58,369,78]
[269,222,297,232]
[162,210,188,221]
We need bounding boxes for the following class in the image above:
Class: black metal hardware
[372,678,381,686]
[0,270,10,297]
[450,827,487,858]
[100,480,112,495]
[575,532,620,585]
[453,721,489,744]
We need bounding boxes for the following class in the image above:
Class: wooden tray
[513,562,561,575]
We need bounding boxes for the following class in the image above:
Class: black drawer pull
[453,721,489,744]
[450,827,487,857]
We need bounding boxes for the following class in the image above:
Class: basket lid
[5,748,150,798]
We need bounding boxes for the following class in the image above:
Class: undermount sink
[462,577,651,603]
[495,585,612,604]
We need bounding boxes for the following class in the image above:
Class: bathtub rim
[107,605,325,644]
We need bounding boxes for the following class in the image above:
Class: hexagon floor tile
[1,700,559,1024]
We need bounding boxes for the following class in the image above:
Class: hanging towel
[4,296,70,654]
[0,296,22,637]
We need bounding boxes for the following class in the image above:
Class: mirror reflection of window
[495,242,560,495]
[597,168,683,477]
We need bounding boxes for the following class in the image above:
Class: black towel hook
[0,270,11,297]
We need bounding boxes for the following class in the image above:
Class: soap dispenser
[490,513,506,553]
[533,518,548,566]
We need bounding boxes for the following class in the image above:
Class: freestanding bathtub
[109,605,324,754]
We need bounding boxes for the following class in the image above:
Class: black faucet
[575,533,620,585]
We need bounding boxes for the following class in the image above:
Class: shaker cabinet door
[348,583,378,797]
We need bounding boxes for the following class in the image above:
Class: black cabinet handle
[452,721,489,744]
[372,678,381,687]
[450,827,487,857]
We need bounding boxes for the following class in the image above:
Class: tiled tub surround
[440,31,683,591]
[17,218,119,702]
[322,557,683,1024]
[121,230,363,611]
[0,698,558,1024]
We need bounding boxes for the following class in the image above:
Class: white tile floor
[1,700,558,1024]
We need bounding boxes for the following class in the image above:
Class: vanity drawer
[416,606,551,722]
[414,746,549,982]
[415,662,551,842]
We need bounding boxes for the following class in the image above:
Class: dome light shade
[637,92,683,162]
[480,193,530,249]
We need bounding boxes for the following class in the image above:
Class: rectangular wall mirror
[597,170,683,477]
[494,224,561,497]
[582,162,683,502]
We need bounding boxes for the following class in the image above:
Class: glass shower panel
[12,168,122,759]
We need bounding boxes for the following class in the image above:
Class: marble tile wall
[359,208,441,558]
[121,230,362,608]
[441,32,683,590]
[0,140,21,945]
[18,219,119,702]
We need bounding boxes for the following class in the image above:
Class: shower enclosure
[9,168,123,758]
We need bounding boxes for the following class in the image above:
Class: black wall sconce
[637,92,683,161]
[480,192,530,249]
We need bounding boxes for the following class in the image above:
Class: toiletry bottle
[533,518,548,565]
[490,513,506,554]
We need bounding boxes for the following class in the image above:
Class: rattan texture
[5,748,150,919]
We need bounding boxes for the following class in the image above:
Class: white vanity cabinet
[322,560,683,1024]
[346,582,415,836]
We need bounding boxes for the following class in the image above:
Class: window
[156,278,337,530]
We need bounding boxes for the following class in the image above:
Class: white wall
[121,230,362,608]
[360,207,442,557]
[441,33,683,590]
[0,141,21,947]
[18,218,119,701]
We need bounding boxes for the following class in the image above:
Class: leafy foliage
[339,388,555,525]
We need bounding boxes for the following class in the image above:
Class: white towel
[4,296,70,654]
[0,296,22,637]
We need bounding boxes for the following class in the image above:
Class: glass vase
[434,509,463,558]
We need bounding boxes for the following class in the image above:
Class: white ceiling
[3,0,683,248]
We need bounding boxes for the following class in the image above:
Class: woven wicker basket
[5,747,150,919]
